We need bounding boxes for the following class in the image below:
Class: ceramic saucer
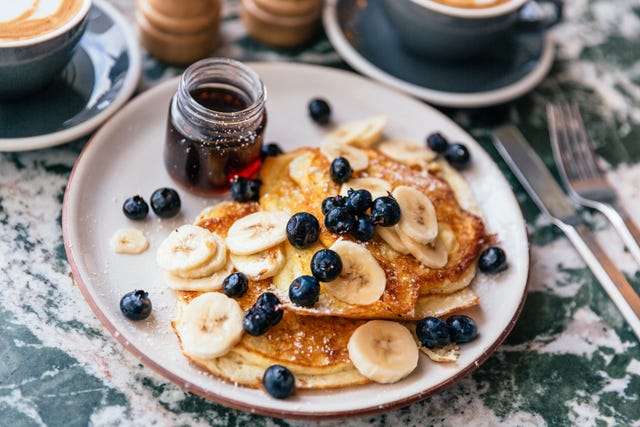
[323,0,554,108]
[0,0,141,151]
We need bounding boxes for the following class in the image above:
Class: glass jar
[164,58,267,195]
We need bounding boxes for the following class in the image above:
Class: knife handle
[612,203,640,264]
[557,222,640,340]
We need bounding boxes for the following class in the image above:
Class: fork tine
[568,102,601,179]
[547,104,583,182]
[559,103,591,180]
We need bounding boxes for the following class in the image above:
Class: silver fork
[547,102,640,266]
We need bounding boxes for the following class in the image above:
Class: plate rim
[63,63,530,420]
[0,0,142,152]
[322,0,554,109]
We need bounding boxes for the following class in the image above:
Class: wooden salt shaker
[137,0,221,65]
[241,0,324,49]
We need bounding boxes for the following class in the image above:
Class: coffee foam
[0,0,85,42]
[430,0,512,8]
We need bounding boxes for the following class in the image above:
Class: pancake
[260,147,486,319]
[177,201,368,389]
[168,139,486,388]
[174,292,368,389]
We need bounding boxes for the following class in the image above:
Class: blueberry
[311,249,343,282]
[346,189,372,214]
[352,216,375,242]
[254,292,283,326]
[243,307,271,336]
[370,195,401,227]
[222,272,249,298]
[289,275,321,307]
[478,246,508,274]
[416,317,451,349]
[308,98,332,125]
[321,195,346,215]
[122,195,149,220]
[324,206,356,234]
[443,143,471,169]
[330,157,353,184]
[263,365,295,399]
[230,177,261,202]
[426,132,449,153]
[286,212,320,249]
[120,290,152,320]
[261,142,283,158]
[447,315,478,344]
[150,187,181,218]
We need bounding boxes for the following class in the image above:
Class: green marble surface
[1,0,640,426]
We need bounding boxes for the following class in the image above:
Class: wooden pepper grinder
[241,0,324,49]
[136,0,221,65]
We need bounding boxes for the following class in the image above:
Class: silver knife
[492,124,640,340]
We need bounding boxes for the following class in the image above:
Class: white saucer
[323,0,555,108]
[0,0,141,151]
[63,62,529,419]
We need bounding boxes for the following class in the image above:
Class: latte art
[0,0,85,41]
[429,0,512,8]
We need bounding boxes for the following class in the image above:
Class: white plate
[63,63,529,419]
[0,0,141,151]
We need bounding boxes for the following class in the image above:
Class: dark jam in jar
[164,59,267,195]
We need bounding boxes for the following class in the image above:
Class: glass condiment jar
[164,58,267,195]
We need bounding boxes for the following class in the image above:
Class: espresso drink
[429,0,512,8]
[0,0,85,42]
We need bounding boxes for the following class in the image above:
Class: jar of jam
[164,58,267,195]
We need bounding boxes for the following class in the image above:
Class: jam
[164,59,267,195]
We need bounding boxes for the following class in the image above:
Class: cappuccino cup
[381,0,562,62]
[0,0,92,99]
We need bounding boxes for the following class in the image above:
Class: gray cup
[381,0,562,62]
[0,1,92,100]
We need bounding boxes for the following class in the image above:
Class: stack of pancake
[158,117,487,390]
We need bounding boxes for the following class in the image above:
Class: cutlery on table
[547,102,640,266]
[491,125,640,340]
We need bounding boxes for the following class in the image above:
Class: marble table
[2,1,640,425]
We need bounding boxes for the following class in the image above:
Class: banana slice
[378,139,437,166]
[324,115,388,148]
[288,151,315,188]
[376,226,410,255]
[156,225,221,275]
[272,242,318,292]
[393,185,438,245]
[230,246,285,281]
[347,320,419,383]
[397,229,448,269]
[320,139,369,172]
[164,261,234,292]
[340,177,392,200]
[326,240,386,305]
[110,228,149,254]
[174,233,228,279]
[225,211,289,255]
[175,292,244,360]
[420,342,460,363]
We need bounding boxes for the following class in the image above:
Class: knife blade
[492,124,640,340]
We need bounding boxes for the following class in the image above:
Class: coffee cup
[0,0,93,99]
[381,0,562,62]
